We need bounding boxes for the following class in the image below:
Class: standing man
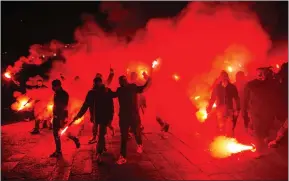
[50,79,80,158]
[88,68,115,144]
[73,77,114,163]
[30,79,50,134]
[112,73,152,165]
[207,71,240,136]
[243,67,279,158]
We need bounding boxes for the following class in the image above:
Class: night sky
[1,1,288,122]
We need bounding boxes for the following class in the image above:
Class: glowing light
[213,103,217,108]
[173,74,180,81]
[210,136,256,158]
[53,53,57,56]
[17,98,31,111]
[227,66,233,73]
[42,55,45,58]
[47,104,54,111]
[4,72,12,79]
[60,126,68,135]
[73,117,84,125]
[152,60,159,68]
[194,96,200,100]
[196,108,208,123]
[276,64,280,69]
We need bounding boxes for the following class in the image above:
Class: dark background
[1,1,288,123]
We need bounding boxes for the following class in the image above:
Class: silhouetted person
[88,68,114,144]
[268,62,288,148]
[243,67,279,158]
[128,72,145,138]
[30,79,50,134]
[207,71,240,136]
[50,79,80,158]
[111,73,151,165]
[73,77,114,163]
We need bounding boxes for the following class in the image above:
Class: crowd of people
[207,62,288,158]
[27,61,287,164]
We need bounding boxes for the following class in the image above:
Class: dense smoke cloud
[5,2,287,132]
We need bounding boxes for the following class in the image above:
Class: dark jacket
[53,88,69,127]
[76,85,114,125]
[208,82,240,111]
[111,79,151,122]
[242,79,279,127]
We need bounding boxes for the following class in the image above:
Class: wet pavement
[2,120,288,180]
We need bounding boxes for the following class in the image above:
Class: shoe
[30,129,40,134]
[74,138,81,148]
[116,155,127,165]
[50,151,62,158]
[137,145,143,154]
[161,124,170,132]
[88,137,97,144]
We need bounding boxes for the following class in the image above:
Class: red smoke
[5,2,287,132]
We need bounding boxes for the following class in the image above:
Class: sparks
[210,136,256,158]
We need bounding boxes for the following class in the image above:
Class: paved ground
[1,119,288,180]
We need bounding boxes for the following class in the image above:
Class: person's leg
[67,132,80,149]
[96,123,107,163]
[89,122,98,143]
[31,119,40,134]
[116,120,129,165]
[131,117,143,153]
[50,127,62,157]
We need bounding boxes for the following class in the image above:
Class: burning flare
[4,72,12,79]
[210,136,256,158]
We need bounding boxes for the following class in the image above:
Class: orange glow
[196,108,208,123]
[210,136,256,158]
[194,96,200,100]
[4,72,11,79]
[73,117,84,125]
[227,66,233,73]
[11,97,32,111]
[173,74,180,81]
[47,103,53,111]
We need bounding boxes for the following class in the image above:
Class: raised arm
[136,77,152,93]
[106,68,114,86]
[74,91,91,119]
